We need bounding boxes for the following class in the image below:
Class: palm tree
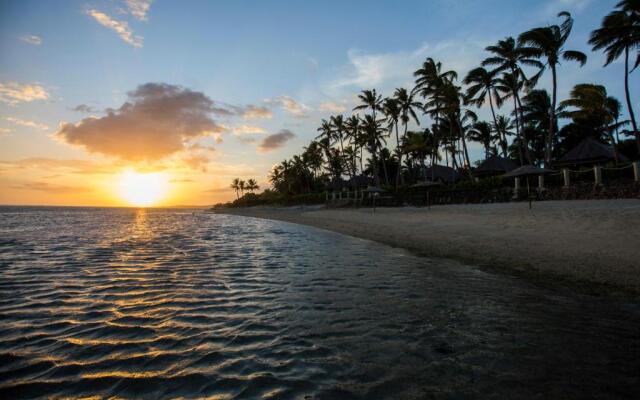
[382,97,401,187]
[230,178,241,200]
[519,11,587,164]
[493,115,514,157]
[394,88,422,186]
[463,66,501,130]
[238,179,246,197]
[483,37,543,164]
[589,0,640,152]
[559,84,627,163]
[361,114,386,186]
[495,71,530,164]
[246,178,259,193]
[354,89,383,123]
[302,141,324,179]
[330,114,347,154]
[344,115,362,175]
[316,119,334,146]
[467,121,494,158]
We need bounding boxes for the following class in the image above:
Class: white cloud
[19,35,42,45]
[230,124,267,135]
[86,9,143,48]
[0,82,50,105]
[265,96,312,118]
[124,0,153,21]
[319,101,347,113]
[6,117,49,131]
[0,128,11,136]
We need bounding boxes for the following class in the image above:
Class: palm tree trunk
[394,122,402,188]
[515,92,532,164]
[512,96,524,165]
[488,92,505,157]
[623,46,639,153]
[547,65,558,166]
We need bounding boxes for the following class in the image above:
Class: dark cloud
[258,129,295,152]
[56,83,225,161]
[72,104,96,113]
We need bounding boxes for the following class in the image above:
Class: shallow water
[0,207,638,399]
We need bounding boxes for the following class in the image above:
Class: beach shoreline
[216,199,640,295]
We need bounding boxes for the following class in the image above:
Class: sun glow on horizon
[117,170,169,207]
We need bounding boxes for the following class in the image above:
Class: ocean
[0,206,638,399]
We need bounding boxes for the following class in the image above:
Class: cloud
[0,82,49,105]
[72,104,96,113]
[265,96,311,118]
[124,0,153,21]
[0,128,10,136]
[0,157,114,175]
[86,9,143,48]
[258,129,295,152]
[241,105,272,119]
[6,117,49,131]
[181,154,210,172]
[56,82,225,161]
[10,181,89,194]
[19,35,42,45]
[319,101,347,113]
[328,41,485,95]
[230,124,267,135]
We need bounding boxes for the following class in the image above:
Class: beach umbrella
[503,165,555,209]
[365,186,384,213]
[411,180,442,209]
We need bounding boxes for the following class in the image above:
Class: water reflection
[0,208,638,399]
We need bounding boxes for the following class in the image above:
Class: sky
[0,0,636,206]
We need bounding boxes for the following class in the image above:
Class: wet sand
[219,199,640,293]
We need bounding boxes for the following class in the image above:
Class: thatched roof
[424,164,460,183]
[475,156,518,176]
[555,137,628,166]
[348,175,375,188]
[503,165,554,178]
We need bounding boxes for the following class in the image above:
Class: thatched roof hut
[475,156,518,177]
[423,164,460,184]
[555,137,628,166]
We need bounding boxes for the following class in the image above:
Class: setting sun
[117,170,168,207]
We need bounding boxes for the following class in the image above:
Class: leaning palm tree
[589,0,640,152]
[230,178,241,200]
[463,66,502,129]
[483,37,543,164]
[519,11,587,164]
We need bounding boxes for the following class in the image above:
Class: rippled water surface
[0,207,639,399]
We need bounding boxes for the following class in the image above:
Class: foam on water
[0,207,638,399]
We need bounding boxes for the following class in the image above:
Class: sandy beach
[219,199,640,293]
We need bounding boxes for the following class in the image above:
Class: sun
[117,170,169,207]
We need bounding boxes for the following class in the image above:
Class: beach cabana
[504,165,554,209]
[555,137,628,167]
[412,180,442,209]
[423,164,460,184]
[474,156,518,177]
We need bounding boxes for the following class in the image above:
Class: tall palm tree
[495,71,530,164]
[382,97,401,187]
[589,0,640,152]
[230,178,241,200]
[238,179,246,197]
[330,114,347,154]
[394,87,422,186]
[354,89,383,123]
[316,119,334,146]
[519,11,587,164]
[463,66,501,130]
[483,37,543,164]
[361,114,386,186]
[344,115,362,175]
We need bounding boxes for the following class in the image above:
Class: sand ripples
[0,207,639,399]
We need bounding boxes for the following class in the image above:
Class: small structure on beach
[504,165,555,209]
[474,156,518,177]
[423,164,461,184]
[555,137,628,167]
